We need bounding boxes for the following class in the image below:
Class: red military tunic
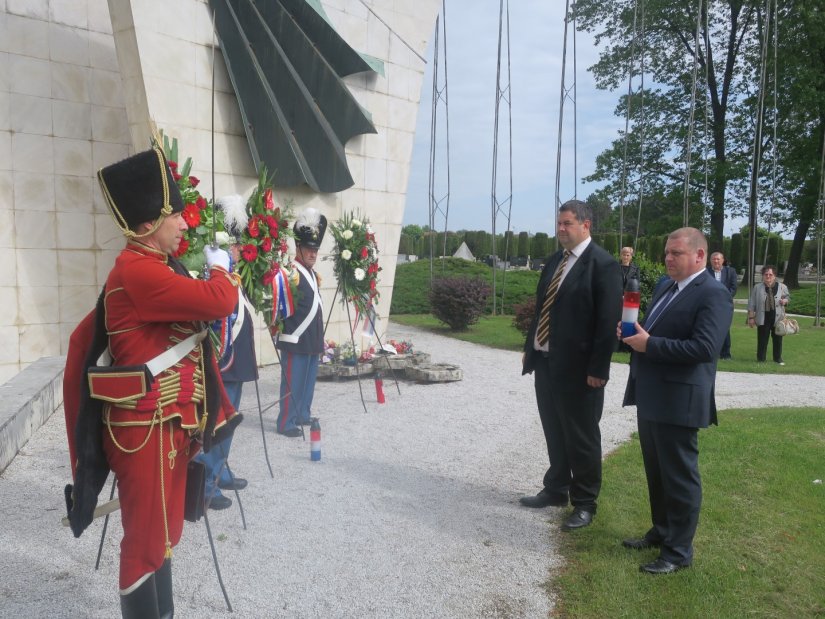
[99,240,238,590]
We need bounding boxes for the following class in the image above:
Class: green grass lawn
[391,287,825,617]
[555,407,825,618]
[391,312,825,376]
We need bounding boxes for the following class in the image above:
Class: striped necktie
[536,250,570,347]
[644,282,678,329]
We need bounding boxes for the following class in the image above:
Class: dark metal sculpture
[209,0,378,193]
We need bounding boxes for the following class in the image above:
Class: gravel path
[1,323,822,618]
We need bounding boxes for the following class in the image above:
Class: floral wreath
[163,136,296,331]
[163,139,230,274]
[232,166,296,332]
[327,211,381,315]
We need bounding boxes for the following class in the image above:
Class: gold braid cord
[158,417,173,560]
[105,402,174,559]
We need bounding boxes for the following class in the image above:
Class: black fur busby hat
[97,145,184,238]
[293,208,327,249]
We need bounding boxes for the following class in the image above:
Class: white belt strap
[231,288,254,344]
[278,263,321,344]
[146,330,208,376]
[97,329,208,377]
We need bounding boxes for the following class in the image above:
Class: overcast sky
[403,0,624,235]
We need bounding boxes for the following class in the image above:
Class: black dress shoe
[518,489,568,508]
[218,477,248,491]
[278,428,302,437]
[298,418,313,426]
[207,494,232,510]
[639,558,689,574]
[622,537,660,550]
[561,508,594,531]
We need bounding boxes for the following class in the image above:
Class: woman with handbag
[747,265,791,365]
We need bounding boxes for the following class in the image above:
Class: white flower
[341,249,352,260]
[354,268,366,281]
[342,229,353,240]
[351,219,362,228]
[215,231,231,246]
[188,271,200,278]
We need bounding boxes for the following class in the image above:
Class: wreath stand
[322,284,402,414]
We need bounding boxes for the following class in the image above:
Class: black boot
[120,573,159,618]
[155,559,174,619]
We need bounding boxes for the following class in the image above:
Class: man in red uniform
[64,144,240,618]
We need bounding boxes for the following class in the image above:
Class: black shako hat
[97,145,185,239]
[293,208,327,249]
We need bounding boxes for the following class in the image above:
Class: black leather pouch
[184,460,205,522]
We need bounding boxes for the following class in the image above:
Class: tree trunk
[785,211,815,290]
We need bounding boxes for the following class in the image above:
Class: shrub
[429,277,491,331]
[391,258,538,315]
[512,295,536,335]
[633,252,668,317]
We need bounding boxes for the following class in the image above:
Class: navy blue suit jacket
[706,265,737,297]
[623,270,733,428]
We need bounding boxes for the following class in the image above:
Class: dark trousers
[638,418,701,565]
[756,310,783,362]
[720,331,731,358]
[534,361,604,512]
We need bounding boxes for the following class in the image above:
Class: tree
[766,1,825,288]
[575,0,765,249]
[586,192,613,234]
[402,224,424,242]
[531,232,550,259]
[516,231,530,257]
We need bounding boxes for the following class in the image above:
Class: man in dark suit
[707,251,737,359]
[520,200,623,531]
[621,227,733,574]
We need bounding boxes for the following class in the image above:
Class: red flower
[168,160,178,171]
[280,240,288,253]
[262,268,276,285]
[370,279,377,291]
[189,176,200,187]
[241,244,258,262]
[261,237,272,253]
[182,203,200,228]
[264,188,275,210]
[196,195,208,210]
[360,246,369,259]
[267,215,279,237]
[173,238,189,257]
[173,172,182,181]
[248,217,260,238]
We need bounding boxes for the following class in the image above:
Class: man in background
[275,209,326,437]
[707,251,737,359]
[520,200,623,531]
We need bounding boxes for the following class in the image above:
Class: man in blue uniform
[275,209,326,437]
[196,237,258,509]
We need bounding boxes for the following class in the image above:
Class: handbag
[774,317,799,336]
[184,460,206,522]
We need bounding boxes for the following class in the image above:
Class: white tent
[452,242,475,261]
